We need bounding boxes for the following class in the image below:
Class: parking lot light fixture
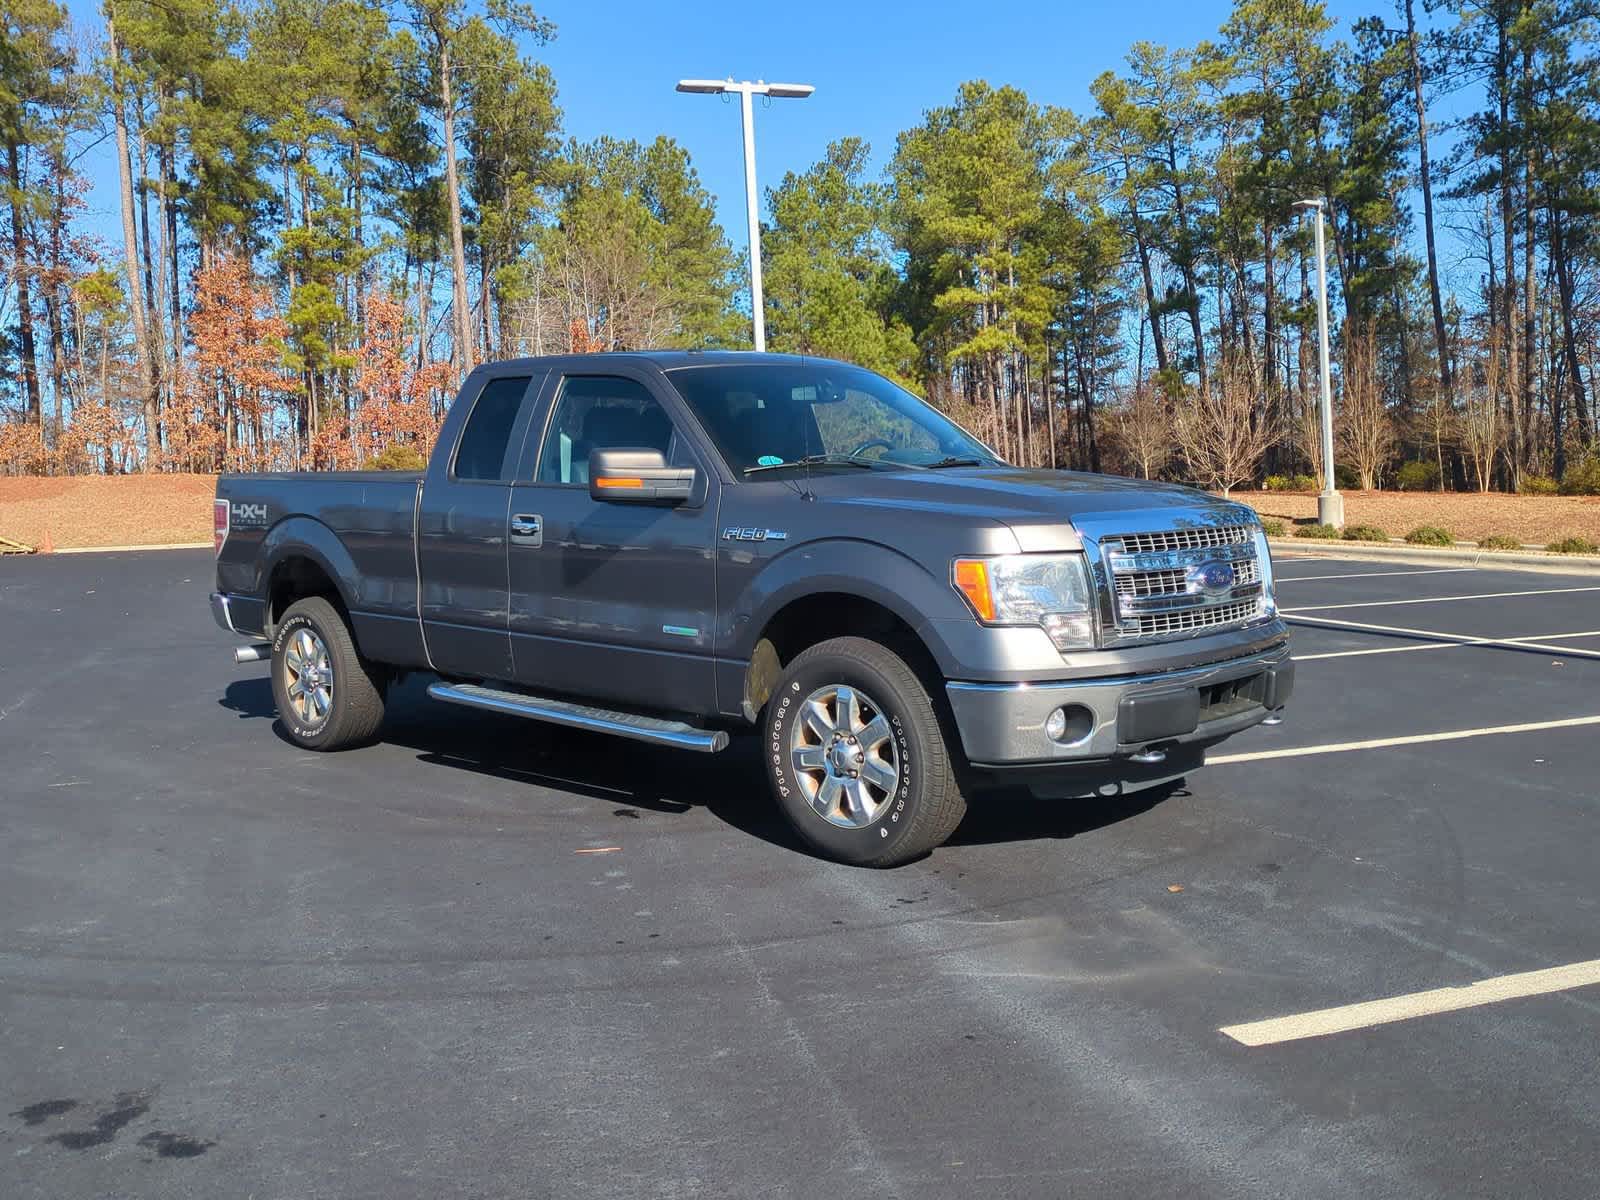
[675,77,815,353]
[1293,197,1344,529]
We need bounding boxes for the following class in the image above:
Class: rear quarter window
[453,376,532,481]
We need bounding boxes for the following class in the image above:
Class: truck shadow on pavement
[220,675,1184,860]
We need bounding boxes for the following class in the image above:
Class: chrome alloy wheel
[283,627,333,725]
[788,684,901,828]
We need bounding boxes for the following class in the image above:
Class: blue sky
[62,0,1479,293]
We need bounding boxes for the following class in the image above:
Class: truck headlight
[952,553,1098,650]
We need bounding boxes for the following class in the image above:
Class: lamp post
[1293,197,1344,529]
[676,78,815,352]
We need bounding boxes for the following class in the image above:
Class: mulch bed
[3,475,1598,551]
[1230,490,1600,546]
[0,474,217,549]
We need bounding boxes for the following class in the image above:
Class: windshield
[663,362,999,476]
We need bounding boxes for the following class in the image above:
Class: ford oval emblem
[1190,560,1237,596]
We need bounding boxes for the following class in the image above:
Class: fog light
[1045,704,1095,745]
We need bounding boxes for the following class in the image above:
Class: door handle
[511,513,542,544]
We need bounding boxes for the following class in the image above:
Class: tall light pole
[1294,198,1344,529]
[676,78,815,352]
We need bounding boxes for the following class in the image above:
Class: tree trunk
[108,13,161,468]
[6,140,42,423]
[1498,23,1520,485]
[1130,193,1169,379]
[1405,0,1452,412]
[1520,46,1536,484]
[437,34,475,375]
[1550,204,1593,470]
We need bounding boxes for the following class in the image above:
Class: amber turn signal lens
[952,559,995,621]
[594,477,644,489]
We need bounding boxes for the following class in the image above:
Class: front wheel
[270,596,387,750]
[764,636,966,867]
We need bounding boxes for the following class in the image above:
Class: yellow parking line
[1209,714,1600,764]
[1292,622,1600,661]
[1221,959,1600,1047]
[1275,567,1476,583]
[1283,585,1600,613]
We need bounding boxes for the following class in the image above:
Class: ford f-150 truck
[212,352,1292,866]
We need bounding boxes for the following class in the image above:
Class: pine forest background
[4,0,1600,496]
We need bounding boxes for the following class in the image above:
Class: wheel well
[746,592,943,717]
[267,555,343,632]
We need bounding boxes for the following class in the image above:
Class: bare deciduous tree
[1460,330,1504,492]
[1336,328,1394,490]
[1173,355,1273,495]
[1108,382,1172,479]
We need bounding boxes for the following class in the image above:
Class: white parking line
[1290,617,1600,661]
[1220,959,1600,1047]
[1275,567,1477,583]
[1209,714,1600,764]
[1283,585,1600,613]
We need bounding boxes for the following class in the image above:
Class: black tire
[270,596,387,751]
[763,636,966,867]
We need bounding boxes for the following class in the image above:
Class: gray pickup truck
[212,352,1292,865]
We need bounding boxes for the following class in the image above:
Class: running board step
[426,682,730,753]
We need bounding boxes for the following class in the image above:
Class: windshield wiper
[921,456,986,469]
[743,453,881,476]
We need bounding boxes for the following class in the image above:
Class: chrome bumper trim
[210,591,237,634]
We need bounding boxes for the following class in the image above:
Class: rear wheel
[270,596,387,750]
[764,636,966,867]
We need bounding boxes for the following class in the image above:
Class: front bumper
[946,642,1293,767]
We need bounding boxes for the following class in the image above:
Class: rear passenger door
[505,368,721,715]
[417,367,544,679]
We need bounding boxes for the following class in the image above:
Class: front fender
[726,537,972,676]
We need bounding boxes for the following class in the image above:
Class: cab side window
[453,375,532,481]
[537,376,675,485]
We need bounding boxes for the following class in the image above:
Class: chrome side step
[426,682,730,753]
[234,642,272,664]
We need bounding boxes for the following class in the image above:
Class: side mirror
[588,447,697,503]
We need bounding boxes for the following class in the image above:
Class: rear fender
[255,516,361,621]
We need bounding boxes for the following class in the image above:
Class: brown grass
[0,474,217,549]
[1232,489,1600,547]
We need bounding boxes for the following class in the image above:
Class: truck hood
[807,467,1254,552]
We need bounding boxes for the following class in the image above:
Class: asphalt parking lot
[2,548,1597,1199]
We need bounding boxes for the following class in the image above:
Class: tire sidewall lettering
[766,667,916,843]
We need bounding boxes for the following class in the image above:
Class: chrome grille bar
[1083,515,1268,645]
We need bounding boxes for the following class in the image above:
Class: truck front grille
[1098,519,1268,645]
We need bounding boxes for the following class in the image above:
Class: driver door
[505,368,721,716]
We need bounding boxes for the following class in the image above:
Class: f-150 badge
[722,527,788,542]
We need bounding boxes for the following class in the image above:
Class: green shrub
[1405,525,1455,547]
[1294,523,1341,540]
[1395,460,1441,491]
[1548,535,1599,555]
[1477,533,1523,551]
[1263,474,1292,491]
[1342,524,1389,542]
[1259,518,1288,538]
[1334,465,1359,489]
[1291,473,1318,491]
[1557,456,1600,496]
[366,442,428,471]
[1520,473,1559,495]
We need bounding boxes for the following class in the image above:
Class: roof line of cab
[475,349,840,373]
